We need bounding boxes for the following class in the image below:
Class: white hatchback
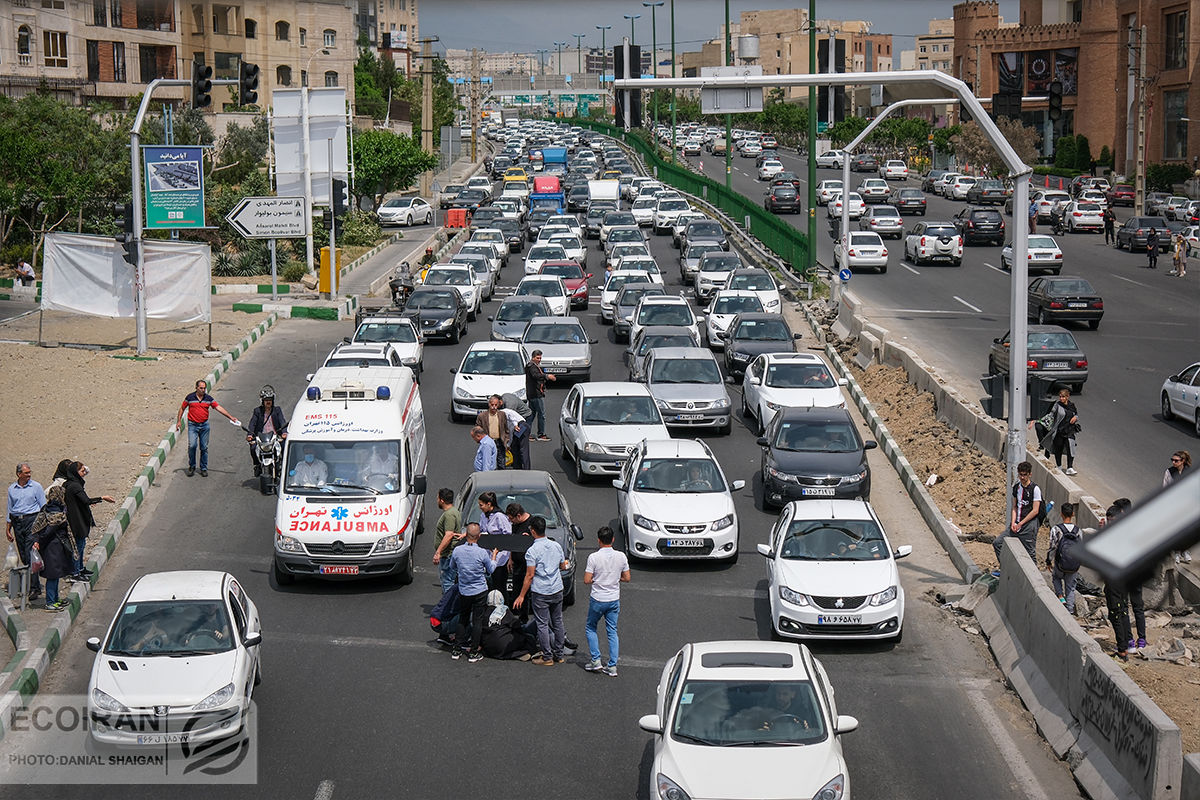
[741,352,846,434]
[514,275,570,316]
[704,290,764,350]
[450,341,527,421]
[758,499,911,640]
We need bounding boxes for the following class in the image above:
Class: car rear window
[925,225,958,237]
[972,210,1002,221]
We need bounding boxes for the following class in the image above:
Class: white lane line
[902,263,921,275]
[983,262,1006,274]
[314,780,335,800]
[1112,274,1151,288]
[953,295,984,313]
[870,307,977,315]
[964,684,1054,800]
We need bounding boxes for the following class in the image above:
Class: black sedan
[987,324,1089,392]
[851,153,879,172]
[771,171,803,191]
[888,187,927,215]
[1027,276,1104,330]
[721,313,802,377]
[1115,216,1172,252]
[965,179,1008,205]
[401,287,469,343]
[454,470,585,606]
[764,184,802,214]
[757,406,876,509]
[449,188,489,212]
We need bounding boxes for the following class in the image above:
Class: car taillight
[1092,300,1104,309]
[1072,212,1082,217]
[870,219,878,225]
[1027,253,1034,259]
[881,248,888,256]
[848,249,856,256]
[1049,301,1065,309]
[999,221,1005,228]
[920,236,927,246]
[1027,360,1039,369]
[1076,359,1088,368]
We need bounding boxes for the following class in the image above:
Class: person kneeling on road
[481,589,538,661]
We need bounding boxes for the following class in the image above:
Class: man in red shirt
[176,379,239,477]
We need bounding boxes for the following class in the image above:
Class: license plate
[137,733,188,745]
[544,367,567,374]
[802,487,837,497]
[319,565,360,575]
[676,414,704,421]
[817,614,862,625]
[1067,302,1086,308]
[1044,361,1068,369]
[1034,253,1050,258]
[666,539,704,548]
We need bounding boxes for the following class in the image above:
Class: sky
[420,0,1020,57]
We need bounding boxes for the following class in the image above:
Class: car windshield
[1027,331,1079,349]
[637,334,694,355]
[105,599,234,656]
[633,457,727,493]
[773,420,859,452]
[461,349,525,375]
[780,519,889,561]
[409,291,455,310]
[766,363,836,389]
[712,295,764,315]
[771,187,798,197]
[606,275,649,293]
[542,262,584,279]
[604,213,636,226]
[849,234,881,246]
[618,288,663,308]
[550,236,582,250]
[618,259,659,274]
[1026,236,1058,249]
[688,223,724,239]
[613,244,650,259]
[1046,279,1095,294]
[733,319,791,341]
[497,301,543,322]
[1077,203,1101,212]
[638,305,693,327]
[581,395,662,425]
[634,198,657,208]
[464,488,561,527]
[354,322,416,344]
[729,274,775,292]
[529,246,566,260]
[609,229,643,244]
[671,680,827,746]
[324,357,391,368]
[426,269,470,286]
[898,189,923,197]
[283,439,403,494]
[659,200,689,211]
[381,199,413,209]
[523,323,587,345]
[698,253,738,271]
[651,358,722,385]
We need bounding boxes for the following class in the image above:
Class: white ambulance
[272,366,427,585]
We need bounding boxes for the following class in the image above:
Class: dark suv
[764,184,801,214]
[953,206,1005,246]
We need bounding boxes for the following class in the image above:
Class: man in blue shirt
[514,516,569,665]
[6,462,46,599]
[471,426,497,473]
[450,523,499,663]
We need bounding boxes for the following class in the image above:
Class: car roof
[775,405,853,423]
[733,312,787,323]
[650,346,717,360]
[642,438,711,458]
[465,341,524,353]
[127,570,229,602]
[762,352,825,365]
[639,294,689,306]
[528,315,583,326]
[782,498,878,522]
[684,640,814,681]
[465,468,558,496]
[578,381,654,396]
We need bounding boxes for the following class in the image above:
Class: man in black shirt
[524,350,556,441]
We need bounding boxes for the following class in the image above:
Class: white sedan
[1000,235,1064,273]
[816,179,843,206]
[1063,201,1104,233]
[757,159,785,180]
[741,352,846,434]
[816,149,846,168]
[450,342,528,421]
[834,232,889,272]
[758,499,911,640]
[524,243,568,275]
[1161,361,1200,436]
[614,438,744,561]
[559,381,669,482]
[638,640,858,800]
[514,275,570,316]
[376,196,434,227]
[548,232,587,264]
[615,255,666,285]
[86,571,262,746]
[826,192,866,220]
[880,160,909,180]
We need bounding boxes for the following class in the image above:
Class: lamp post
[644,2,663,133]
[573,32,585,76]
[301,47,331,277]
[806,0,818,278]
[724,0,732,189]
[670,0,677,163]
[596,25,611,90]
[624,13,641,46]
[554,41,566,77]
[536,48,549,77]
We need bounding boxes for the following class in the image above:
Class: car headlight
[276,534,305,553]
[869,586,898,606]
[711,514,734,531]
[437,318,454,328]
[92,688,130,713]
[192,683,236,711]
[656,774,691,800]
[573,285,588,296]
[401,356,419,366]
[583,442,606,455]
[812,774,846,800]
[780,585,809,606]
[633,514,660,532]
[373,534,403,554]
[765,400,783,411]
[766,466,799,484]
[838,469,868,485]
[454,386,474,399]
[571,356,591,367]
[713,396,730,409]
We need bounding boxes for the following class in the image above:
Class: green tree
[1073,134,1092,172]
[351,128,438,208]
[827,116,869,147]
[953,119,1041,177]
[355,49,404,121]
[212,116,269,185]
[395,57,459,146]
[1054,135,1077,170]
[931,124,960,156]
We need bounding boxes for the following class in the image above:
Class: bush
[281,260,307,282]
[1054,136,1077,170]
[1146,162,1192,192]
[1074,135,1092,172]
[338,210,383,247]
[0,243,33,267]
[1098,145,1113,168]
[211,250,238,276]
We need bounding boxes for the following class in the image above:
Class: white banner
[41,233,212,323]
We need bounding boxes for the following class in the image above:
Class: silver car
[489,296,552,341]
[642,346,733,434]
[613,285,668,342]
[519,316,597,382]
[680,241,725,282]
[858,205,904,239]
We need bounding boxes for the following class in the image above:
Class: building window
[276,20,289,41]
[214,51,238,79]
[43,31,68,68]
[245,19,256,39]
[776,50,780,58]
[93,0,107,25]
[1165,10,1188,70]
[299,28,307,46]
[324,29,337,48]
[919,45,927,53]
[111,0,122,26]
[17,25,32,66]
[324,70,338,86]
[1163,89,1187,159]
[42,0,65,7]
[277,64,292,86]
[114,40,126,81]
[87,40,100,80]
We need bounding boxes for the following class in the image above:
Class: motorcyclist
[389,260,415,306]
[418,246,437,282]
[246,386,288,477]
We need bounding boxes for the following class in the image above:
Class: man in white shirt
[582,526,631,677]
[292,445,328,487]
[361,442,396,484]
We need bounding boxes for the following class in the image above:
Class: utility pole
[1134,24,1147,216]
[596,25,611,92]
[418,36,438,198]
[554,41,566,77]
[470,48,480,162]
[573,33,585,76]
[806,0,817,278]
[724,0,732,189]
[827,29,836,125]
[670,0,677,164]
[644,2,663,133]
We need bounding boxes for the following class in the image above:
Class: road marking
[869,307,976,315]
[1112,274,1151,288]
[953,295,983,313]
[902,263,921,275]
[314,780,335,800]
[983,262,1006,274]
[964,684,1054,800]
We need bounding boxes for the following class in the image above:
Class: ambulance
[272,366,427,586]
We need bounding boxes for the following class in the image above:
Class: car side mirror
[835,715,860,734]
[306,373,314,382]
[865,441,878,450]
[590,338,599,345]
[731,479,746,491]
[411,475,427,496]
[562,415,577,425]
[586,273,594,279]
[894,545,913,559]
[638,714,663,735]
[757,543,774,559]
[793,333,802,340]
[756,437,769,447]
[86,637,101,653]
[570,524,584,542]
[612,479,626,491]
[487,316,494,322]
[243,632,263,648]
[450,367,457,373]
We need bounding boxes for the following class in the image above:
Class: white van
[272,366,428,586]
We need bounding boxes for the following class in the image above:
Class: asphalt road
[689,147,1200,505]
[0,210,1083,799]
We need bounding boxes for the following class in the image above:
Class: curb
[209,234,403,295]
[231,295,357,321]
[0,312,281,743]
[797,302,984,585]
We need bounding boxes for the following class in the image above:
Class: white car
[600,271,653,322]
[757,159,785,180]
[826,192,866,220]
[615,438,744,561]
[350,315,424,374]
[638,640,859,800]
[1180,225,1200,255]
[1063,201,1104,233]
[932,172,958,195]
[535,224,573,245]
[520,316,594,382]
[741,352,846,434]
[816,179,844,206]
[458,240,504,274]
[548,232,587,264]
[615,255,666,285]
[1161,361,1200,436]
[727,269,782,313]
[816,149,846,168]
[86,571,262,746]
[421,264,481,319]
[903,221,964,266]
[629,294,704,346]
[524,243,568,275]
[671,212,709,247]
[653,197,692,235]
[609,242,653,272]
[514,275,570,316]
[466,175,494,199]
[450,341,527,421]
[739,140,763,158]
[1078,189,1109,209]
[947,176,977,200]
[376,196,434,227]
[631,196,659,226]
[693,251,743,302]
[704,290,763,350]
[1031,190,1072,221]
[834,231,889,273]
[758,499,911,640]
[559,381,669,482]
[1000,234,1063,273]
[880,160,909,180]
[547,214,583,238]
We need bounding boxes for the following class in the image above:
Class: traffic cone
[1058,177,1065,190]
[1044,175,1050,188]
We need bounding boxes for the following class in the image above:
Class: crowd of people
[467,348,558,473]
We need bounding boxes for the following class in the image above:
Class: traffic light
[332,178,349,217]
[980,374,1005,419]
[114,203,138,266]
[991,92,1023,121]
[191,62,212,109]
[238,60,260,106]
[1047,81,1063,121]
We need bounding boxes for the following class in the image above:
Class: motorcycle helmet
[259,385,276,403]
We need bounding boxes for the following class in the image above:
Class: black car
[888,187,927,215]
[1027,275,1104,330]
[953,206,1006,246]
[772,171,803,191]
[490,155,513,179]
[851,154,879,172]
[566,185,590,213]
[764,184,802,214]
[987,324,1089,392]
[401,287,469,343]
[454,470,585,606]
[526,208,557,241]
[721,313,801,377]
[966,179,1008,205]
[681,220,729,251]
[450,188,489,212]
[469,206,506,229]
[1114,217,1171,252]
[491,218,525,253]
[921,170,948,192]
[757,406,876,509]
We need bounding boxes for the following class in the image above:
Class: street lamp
[536,48,549,77]
[644,1,664,132]
[670,0,677,163]
[303,47,331,87]
[596,25,612,89]
[624,13,641,47]
[573,32,585,76]
[554,41,566,77]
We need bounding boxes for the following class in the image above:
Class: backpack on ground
[1054,524,1081,573]
[429,584,461,632]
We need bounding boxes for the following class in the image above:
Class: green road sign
[577,93,600,103]
[817,122,829,134]
[559,94,575,103]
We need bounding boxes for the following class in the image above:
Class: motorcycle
[389,261,415,307]
[244,426,283,495]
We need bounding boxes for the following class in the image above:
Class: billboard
[142,146,206,230]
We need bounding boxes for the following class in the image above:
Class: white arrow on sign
[226,196,307,239]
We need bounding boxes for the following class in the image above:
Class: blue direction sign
[838,268,852,282]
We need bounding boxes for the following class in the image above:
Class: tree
[355,49,404,121]
[953,119,1040,176]
[394,57,459,146]
[351,128,438,208]
[827,116,869,147]
[212,116,269,186]
[1073,134,1092,172]
[931,124,960,157]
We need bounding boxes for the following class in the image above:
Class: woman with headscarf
[480,589,537,660]
[31,484,76,612]
[58,460,115,581]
